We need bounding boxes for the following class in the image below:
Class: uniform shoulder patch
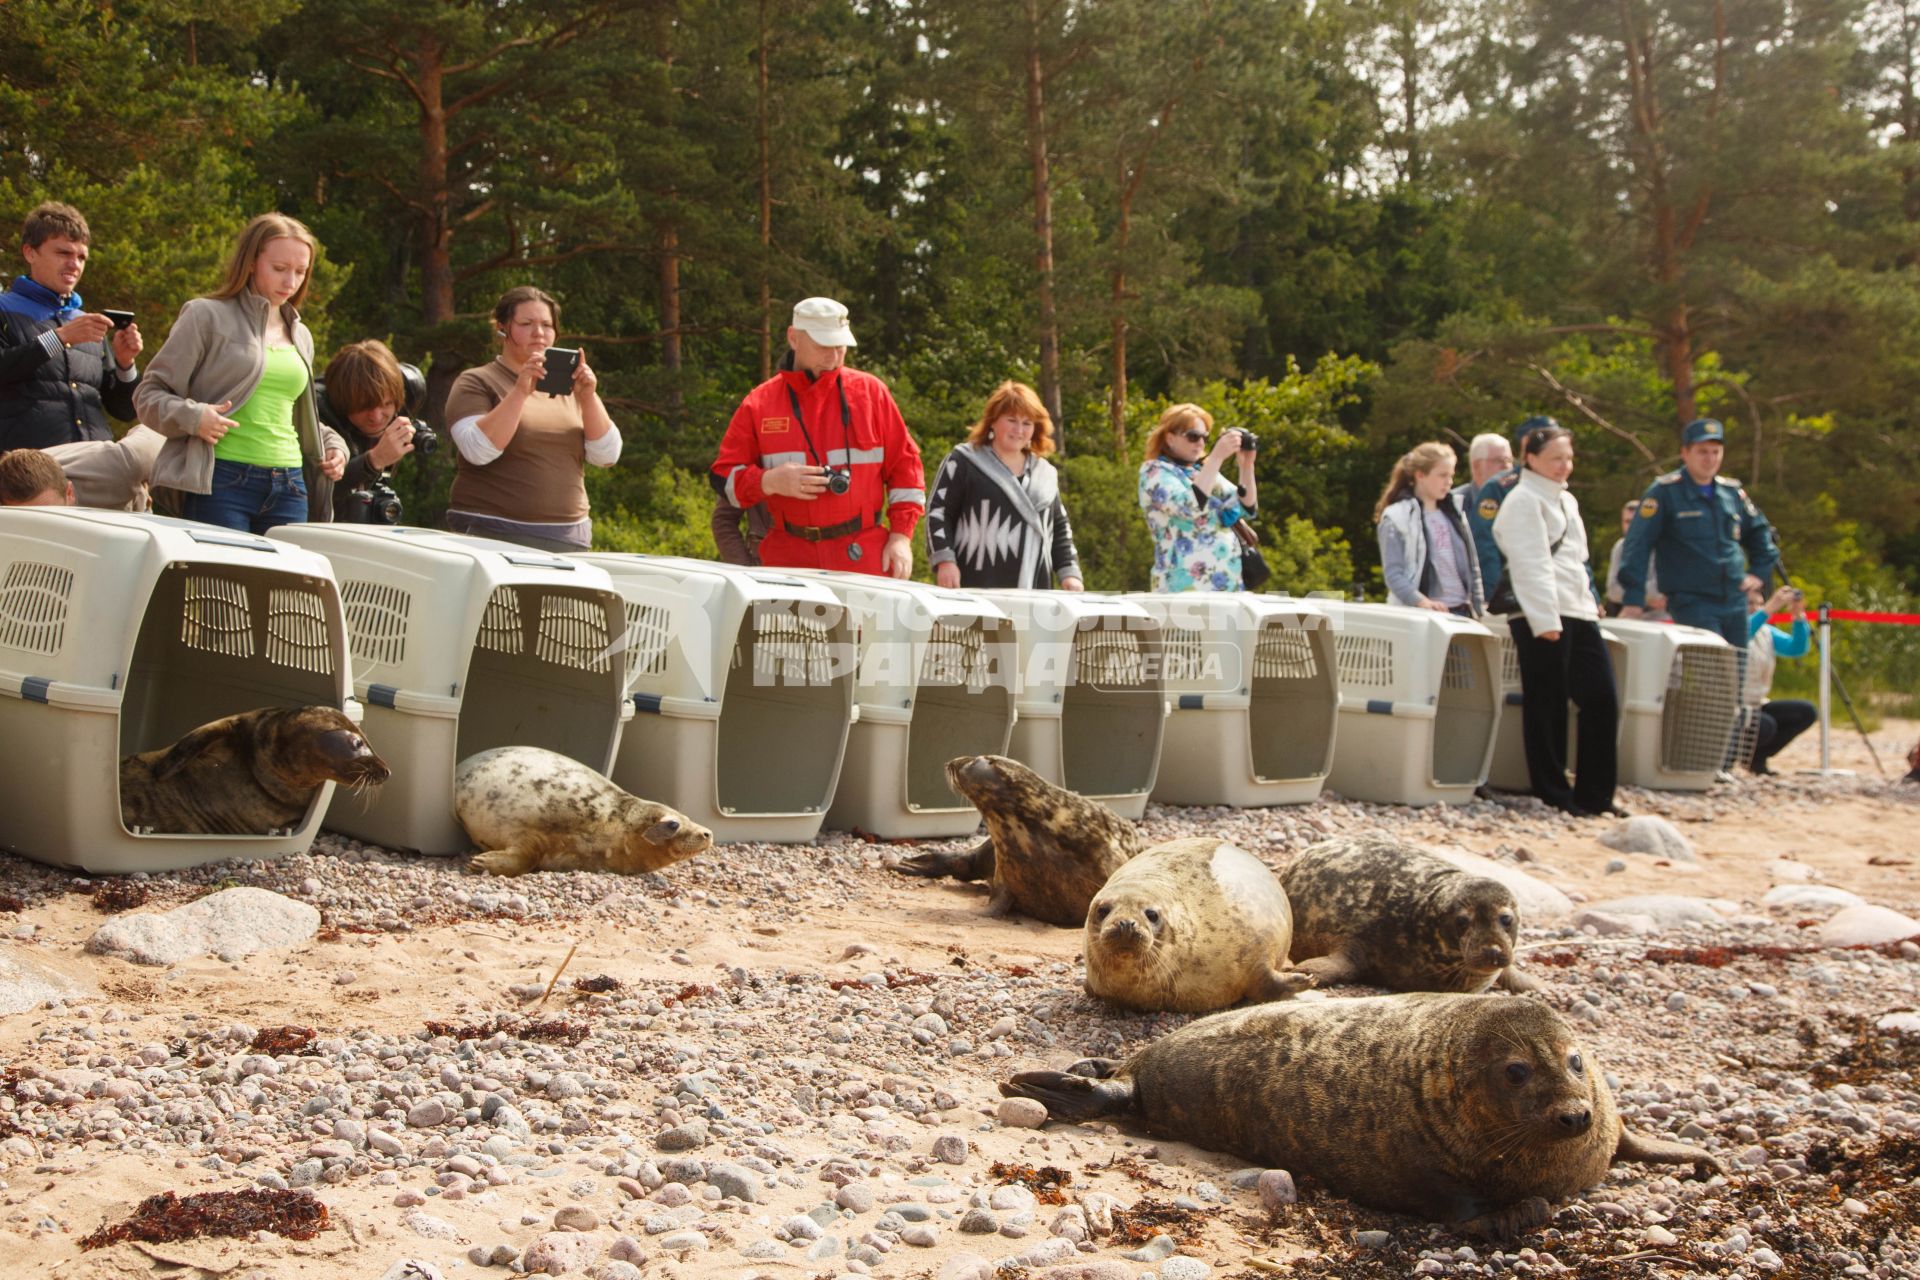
[1656,470,1683,485]
[1639,497,1658,518]
[1497,471,1520,489]
[1477,497,1500,521]
[1716,475,1742,486]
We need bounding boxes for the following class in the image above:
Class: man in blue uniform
[1469,415,1559,596]
[1614,417,1775,646]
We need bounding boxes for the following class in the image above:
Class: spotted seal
[1001,993,1721,1237]
[119,706,389,836]
[890,755,1144,926]
[455,747,712,876]
[1281,835,1535,993]
[1084,837,1313,1012]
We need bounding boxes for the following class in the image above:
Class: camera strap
[784,376,852,471]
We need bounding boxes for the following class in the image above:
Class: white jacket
[1492,469,1597,635]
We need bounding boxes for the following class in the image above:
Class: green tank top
[216,344,307,467]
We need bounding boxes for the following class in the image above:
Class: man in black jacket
[0,202,142,453]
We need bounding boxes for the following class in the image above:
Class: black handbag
[1487,526,1565,615]
[1231,520,1271,591]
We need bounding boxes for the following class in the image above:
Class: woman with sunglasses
[1137,403,1257,592]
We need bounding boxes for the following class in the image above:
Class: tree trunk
[757,0,774,382]
[659,222,682,416]
[1107,188,1132,461]
[1024,0,1063,445]
[416,39,458,424]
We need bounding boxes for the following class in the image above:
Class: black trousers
[1750,699,1817,773]
[1509,615,1619,813]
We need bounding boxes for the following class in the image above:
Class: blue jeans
[184,459,308,534]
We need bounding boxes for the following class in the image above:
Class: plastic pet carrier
[271,527,630,853]
[0,509,353,872]
[1132,593,1338,807]
[1315,601,1501,806]
[1599,618,1743,792]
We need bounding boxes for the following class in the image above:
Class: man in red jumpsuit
[711,298,924,577]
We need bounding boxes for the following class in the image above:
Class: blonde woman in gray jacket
[135,214,346,530]
[1373,441,1484,616]
[1491,425,1621,817]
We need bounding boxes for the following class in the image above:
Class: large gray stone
[1761,884,1865,913]
[0,949,94,1015]
[85,887,320,966]
[1819,905,1920,948]
[1584,895,1731,930]
[1597,816,1696,862]
[1431,848,1573,922]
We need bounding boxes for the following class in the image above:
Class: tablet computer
[535,347,579,396]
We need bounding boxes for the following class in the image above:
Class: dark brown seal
[890,755,1144,926]
[1085,837,1312,1012]
[1281,835,1535,993]
[119,706,390,836]
[1001,993,1720,1237]
[455,746,712,876]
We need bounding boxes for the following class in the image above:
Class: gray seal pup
[1281,835,1535,993]
[1001,993,1720,1237]
[890,754,1144,926]
[119,706,389,836]
[1084,837,1313,1012]
[455,746,712,876]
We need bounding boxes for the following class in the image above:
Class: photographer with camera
[444,285,621,552]
[711,297,924,577]
[1741,583,1815,775]
[318,340,435,526]
[1137,403,1260,593]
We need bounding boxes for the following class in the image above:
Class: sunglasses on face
[1177,429,1208,444]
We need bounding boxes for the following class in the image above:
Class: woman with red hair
[925,380,1083,590]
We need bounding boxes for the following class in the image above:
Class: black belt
[782,512,881,542]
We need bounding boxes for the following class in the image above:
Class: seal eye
[1094,904,1112,922]
[1143,908,1162,926]
[1498,912,1515,930]
[1505,1062,1532,1086]
[1567,1052,1583,1075]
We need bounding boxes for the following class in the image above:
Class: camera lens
[827,469,852,496]
[411,425,439,458]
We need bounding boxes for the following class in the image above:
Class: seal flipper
[1614,1127,1724,1178]
[1458,1195,1554,1241]
[472,848,531,877]
[1497,966,1540,994]
[1250,967,1316,1002]
[1293,951,1360,986]
[1067,1057,1122,1079]
[999,1071,1133,1123]
[892,836,996,882]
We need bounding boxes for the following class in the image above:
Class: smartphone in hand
[535,347,579,396]
[102,309,135,329]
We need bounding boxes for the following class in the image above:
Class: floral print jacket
[1138,457,1246,592]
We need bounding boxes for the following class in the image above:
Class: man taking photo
[711,297,924,577]
[0,202,143,453]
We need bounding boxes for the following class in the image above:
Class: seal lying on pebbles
[1084,837,1313,1012]
[455,747,712,876]
[890,755,1143,926]
[120,706,389,835]
[1281,835,1535,993]
[1001,993,1721,1237]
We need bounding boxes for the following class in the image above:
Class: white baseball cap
[790,296,856,347]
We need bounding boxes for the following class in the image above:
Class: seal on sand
[455,746,712,876]
[1001,993,1721,1237]
[119,705,390,836]
[1084,837,1313,1012]
[890,755,1143,926]
[1281,835,1535,993]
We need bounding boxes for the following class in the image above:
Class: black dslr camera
[1239,430,1259,455]
[825,466,852,496]
[318,362,433,526]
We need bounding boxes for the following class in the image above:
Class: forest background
[4,0,1918,712]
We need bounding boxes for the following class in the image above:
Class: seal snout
[1553,1106,1593,1136]
[1474,943,1511,971]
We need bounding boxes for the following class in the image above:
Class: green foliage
[1259,516,1355,597]
[1054,455,1154,593]
[587,459,719,560]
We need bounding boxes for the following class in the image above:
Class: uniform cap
[791,297,857,347]
[1512,415,1559,450]
[1682,417,1725,446]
